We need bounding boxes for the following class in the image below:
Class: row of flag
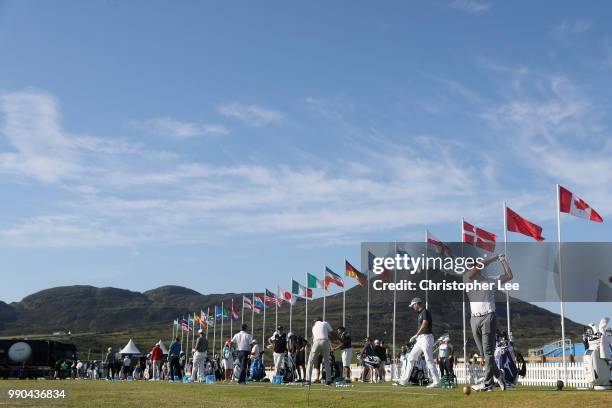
[238,260,368,313]
[171,185,603,334]
[429,185,604,254]
[173,299,240,332]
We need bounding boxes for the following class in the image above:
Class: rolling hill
[0,273,587,358]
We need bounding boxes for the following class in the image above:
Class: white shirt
[467,275,496,316]
[251,344,261,358]
[231,330,253,351]
[311,321,332,341]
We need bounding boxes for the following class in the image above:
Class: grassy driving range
[1,380,610,407]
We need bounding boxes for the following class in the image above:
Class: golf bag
[494,339,520,386]
[279,353,297,383]
[249,357,265,381]
[361,355,381,383]
[320,351,342,382]
[401,354,428,386]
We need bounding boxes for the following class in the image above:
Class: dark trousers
[237,350,249,383]
[170,356,182,379]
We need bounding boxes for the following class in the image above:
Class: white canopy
[157,340,169,355]
[119,339,142,355]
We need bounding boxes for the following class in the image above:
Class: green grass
[0,380,610,407]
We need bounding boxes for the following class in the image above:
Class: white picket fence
[271,362,590,388]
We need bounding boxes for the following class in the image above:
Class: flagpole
[181,316,184,352]
[213,309,217,357]
[289,281,293,334]
[251,292,255,334]
[186,315,190,355]
[424,232,429,309]
[206,307,210,340]
[367,260,371,337]
[461,218,467,377]
[556,184,567,382]
[241,297,244,326]
[305,273,309,359]
[342,269,346,328]
[392,242,397,381]
[323,269,327,322]
[221,301,225,352]
[172,319,175,340]
[275,292,278,330]
[503,201,511,338]
[262,292,266,348]
[192,312,196,346]
[231,299,234,338]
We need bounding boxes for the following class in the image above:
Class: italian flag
[324,266,344,289]
[307,272,324,289]
[292,280,312,299]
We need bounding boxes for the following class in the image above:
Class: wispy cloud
[449,0,491,14]
[553,18,592,37]
[218,102,284,127]
[131,117,229,138]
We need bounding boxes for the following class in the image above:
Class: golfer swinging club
[466,252,513,392]
[396,297,440,387]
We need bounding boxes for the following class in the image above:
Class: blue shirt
[169,341,181,356]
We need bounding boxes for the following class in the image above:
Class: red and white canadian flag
[559,185,603,223]
[462,220,496,252]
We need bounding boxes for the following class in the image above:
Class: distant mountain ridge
[0,279,586,355]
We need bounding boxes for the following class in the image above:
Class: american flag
[265,289,282,306]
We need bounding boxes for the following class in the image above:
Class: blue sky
[0,1,610,324]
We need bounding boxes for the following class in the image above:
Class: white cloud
[553,18,592,37]
[132,117,229,138]
[218,103,284,127]
[0,89,80,183]
[449,0,491,14]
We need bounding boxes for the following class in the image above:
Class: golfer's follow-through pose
[466,252,513,391]
[396,297,440,387]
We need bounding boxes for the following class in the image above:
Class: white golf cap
[409,297,422,307]
[198,329,204,334]
[108,347,112,351]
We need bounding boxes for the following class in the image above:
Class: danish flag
[462,220,496,252]
[559,185,603,223]
[427,230,453,257]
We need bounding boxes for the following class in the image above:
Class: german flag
[345,259,367,286]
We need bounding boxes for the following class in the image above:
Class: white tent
[119,339,142,355]
[157,340,169,355]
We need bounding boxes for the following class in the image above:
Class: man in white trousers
[191,329,208,381]
[395,297,440,388]
[306,317,333,386]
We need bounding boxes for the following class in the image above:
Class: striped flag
[427,230,453,257]
[253,294,265,313]
[292,280,312,299]
[345,259,367,286]
[181,317,189,332]
[200,310,207,328]
[231,299,240,321]
[265,289,282,306]
[324,266,344,289]
[243,295,253,310]
[307,273,324,289]
[368,251,390,281]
